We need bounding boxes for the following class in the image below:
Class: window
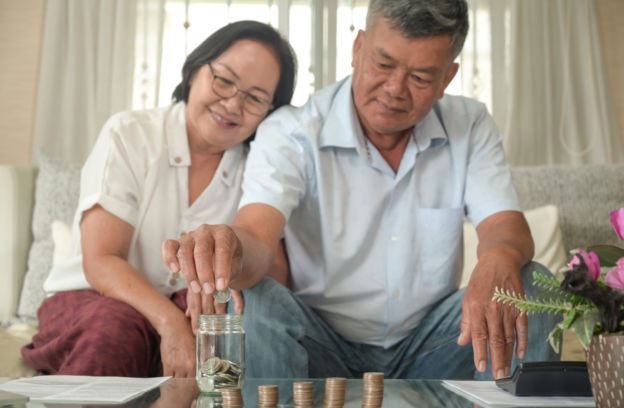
[133,0,491,111]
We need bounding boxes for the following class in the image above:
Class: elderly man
[165,0,558,379]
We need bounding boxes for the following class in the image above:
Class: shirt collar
[318,76,449,153]
[413,102,449,152]
[319,77,361,150]
[166,101,191,167]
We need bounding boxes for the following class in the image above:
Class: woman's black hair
[172,20,297,120]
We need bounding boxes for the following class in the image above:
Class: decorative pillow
[460,205,568,288]
[51,220,73,267]
[17,153,81,322]
[511,165,624,253]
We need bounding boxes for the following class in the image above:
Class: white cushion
[18,153,80,321]
[51,220,73,267]
[460,205,568,288]
[0,324,37,377]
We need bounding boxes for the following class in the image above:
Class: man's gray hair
[365,0,469,59]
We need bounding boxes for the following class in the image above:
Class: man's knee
[519,261,561,362]
[243,277,295,317]
[245,277,313,348]
[520,261,555,297]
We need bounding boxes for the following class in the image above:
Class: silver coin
[214,287,231,303]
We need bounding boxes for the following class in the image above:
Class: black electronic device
[495,361,593,397]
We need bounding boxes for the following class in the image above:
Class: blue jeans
[242,262,560,379]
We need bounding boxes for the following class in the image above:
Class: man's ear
[437,62,459,99]
[352,30,365,68]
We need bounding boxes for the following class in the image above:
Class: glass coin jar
[196,314,245,394]
[195,394,223,408]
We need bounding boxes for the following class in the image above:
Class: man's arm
[475,210,534,262]
[457,210,534,379]
[230,203,289,288]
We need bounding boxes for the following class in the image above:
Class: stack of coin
[220,387,243,407]
[323,377,347,407]
[257,384,279,407]
[293,381,314,407]
[361,372,384,407]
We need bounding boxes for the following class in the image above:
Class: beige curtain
[32,0,137,165]
[461,0,622,165]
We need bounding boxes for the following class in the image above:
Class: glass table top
[5,378,472,408]
[6,377,590,407]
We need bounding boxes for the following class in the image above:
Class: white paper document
[442,380,595,407]
[0,375,169,404]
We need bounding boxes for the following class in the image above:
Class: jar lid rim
[198,313,243,322]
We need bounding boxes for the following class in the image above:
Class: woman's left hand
[159,314,197,378]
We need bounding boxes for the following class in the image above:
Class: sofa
[1,157,623,377]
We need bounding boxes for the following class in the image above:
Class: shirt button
[169,272,179,286]
[174,156,182,164]
[391,235,399,241]
[393,289,401,299]
[222,170,228,178]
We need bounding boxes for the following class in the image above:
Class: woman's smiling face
[185,39,281,152]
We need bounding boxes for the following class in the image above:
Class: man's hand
[458,250,527,379]
[159,315,197,378]
[457,210,533,380]
[162,225,244,331]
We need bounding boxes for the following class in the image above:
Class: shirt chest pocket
[413,207,464,289]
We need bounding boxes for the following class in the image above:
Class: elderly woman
[22,20,296,378]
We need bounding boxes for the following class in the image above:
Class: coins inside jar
[199,356,242,388]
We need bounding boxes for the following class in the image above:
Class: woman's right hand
[162,225,245,333]
[183,288,244,334]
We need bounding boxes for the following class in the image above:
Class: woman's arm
[81,204,196,378]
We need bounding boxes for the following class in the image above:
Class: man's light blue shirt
[240,77,520,348]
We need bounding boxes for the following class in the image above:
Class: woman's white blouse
[44,102,247,295]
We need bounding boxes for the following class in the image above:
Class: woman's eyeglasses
[208,63,273,116]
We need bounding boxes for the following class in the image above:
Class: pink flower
[567,249,601,281]
[611,208,624,241]
[605,258,624,290]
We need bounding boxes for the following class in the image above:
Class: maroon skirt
[21,289,188,377]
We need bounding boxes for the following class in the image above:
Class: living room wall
[0,0,45,165]
[0,0,622,166]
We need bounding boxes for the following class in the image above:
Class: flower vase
[586,334,624,407]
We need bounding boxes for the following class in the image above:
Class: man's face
[351,17,459,139]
